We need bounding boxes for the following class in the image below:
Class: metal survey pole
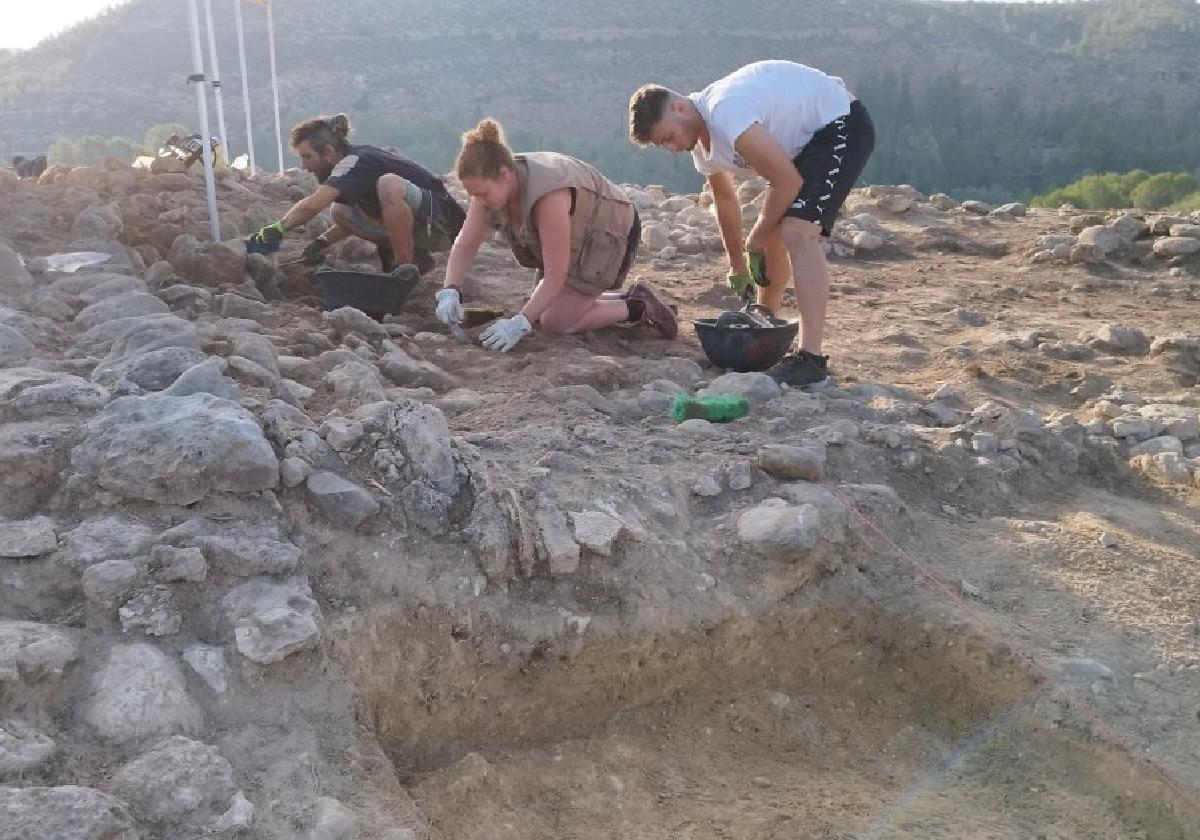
[265,0,285,172]
[234,0,256,175]
[187,0,221,241]
[201,0,229,156]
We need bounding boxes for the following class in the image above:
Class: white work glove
[435,287,464,328]
[480,313,532,353]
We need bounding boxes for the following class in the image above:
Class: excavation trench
[331,584,1200,839]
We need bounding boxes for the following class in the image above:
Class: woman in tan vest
[435,119,677,352]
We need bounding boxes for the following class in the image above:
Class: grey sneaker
[767,350,830,389]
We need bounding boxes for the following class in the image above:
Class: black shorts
[785,100,875,236]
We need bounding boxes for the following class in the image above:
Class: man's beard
[314,163,334,183]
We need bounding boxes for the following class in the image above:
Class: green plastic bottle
[669,393,750,423]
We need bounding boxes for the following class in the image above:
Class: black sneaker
[413,247,436,276]
[378,243,397,274]
[767,350,830,389]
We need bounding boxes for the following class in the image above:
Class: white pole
[187,0,221,241]
[234,0,256,175]
[265,0,285,173]
[201,0,228,156]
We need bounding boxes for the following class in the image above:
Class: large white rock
[0,719,56,774]
[59,516,155,571]
[1087,324,1149,354]
[71,274,147,305]
[74,292,169,332]
[211,791,255,832]
[876,194,913,213]
[194,533,300,577]
[0,241,34,294]
[737,503,826,561]
[852,231,884,251]
[928,193,957,211]
[2,371,109,418]
[640,222,672,251]
[1109,415,1162,441]
[1153,237,1200,257]
[0,621,79,686]
[1138,404,1200,441]
[308,797,359,840]
[659,196,694,213]
[0,786,135,839]
[324,360,387,404]
[535,503,580,576]
[113,736,235,822]
[161,358,238,400]
[1129,436,1183,457]
[182,644,228,694]
[991,202,1027,217]
[0,421,75,518]
[82,643,202,743]
[0,324,34,367]
[386,400,459,496]
[700,372,781,403]
[569,511,624,556]
[1111,214,1148,244]
[1077,225,1121,256]
[81,559,140,605]
[71,393,279,504]
[305,471,379,529]
[0,516,58,558]
[754,444,826,481]
[1131,452,1194,485]
[221,577,323,664]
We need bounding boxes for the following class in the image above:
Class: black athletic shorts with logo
[784,100,875,236]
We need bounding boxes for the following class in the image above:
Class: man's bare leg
[780,217,829,353]
[757,228,793,312]
[377,173,415,266]
[330,204,385,246]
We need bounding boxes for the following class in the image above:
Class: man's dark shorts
[339,185,464,253]
[784,100,876,236]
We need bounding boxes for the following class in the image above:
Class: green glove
[247,220,286,254]
[746,249,769,287]
[727,269,754,299]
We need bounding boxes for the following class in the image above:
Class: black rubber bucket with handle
[693,304,799,372]
[315,266,421,319]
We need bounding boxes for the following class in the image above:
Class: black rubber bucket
[315,266,421,319]
[693,305,798,372]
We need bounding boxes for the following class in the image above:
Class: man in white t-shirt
[629,60,875,388]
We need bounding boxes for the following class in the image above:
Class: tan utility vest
[487,151,636,294]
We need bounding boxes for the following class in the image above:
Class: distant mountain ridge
[1,0,1198,197]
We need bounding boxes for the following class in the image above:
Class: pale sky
[1,0,132,50]
[0,0,1086,51]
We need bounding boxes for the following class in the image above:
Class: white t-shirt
[689,60,853,177]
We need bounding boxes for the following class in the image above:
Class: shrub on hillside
[1030,171,1148,209]
[1167,191,1200,213]
[1130,172,1199,209]
[1030,170,1200,210]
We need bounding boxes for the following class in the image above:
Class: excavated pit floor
[333,588,1199,840]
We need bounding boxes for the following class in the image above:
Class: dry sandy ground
[312,205,1200,839]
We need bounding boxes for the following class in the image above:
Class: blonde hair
[290,114,350,153]
[455,118,516,180]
